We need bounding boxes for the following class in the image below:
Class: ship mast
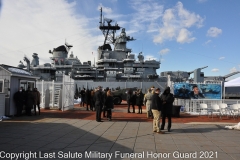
[99,7,120,45]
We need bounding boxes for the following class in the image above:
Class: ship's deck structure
[17,8,161,82]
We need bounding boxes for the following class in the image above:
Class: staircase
[52,83,62,108]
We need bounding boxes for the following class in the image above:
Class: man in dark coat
[90,90,95,111]
[131,91,136,113]
[127,89,135,113]
[94,86,103,122]
[105,90,114,121]
[85,89,91,111]
[136,89,144,114]
[151,88,164,134]
[25,87,34,116]
[14,87,25,116]
[102,87,109,117]
[160,86,174,132]
[33,88,41,115]
[80,88,86,107]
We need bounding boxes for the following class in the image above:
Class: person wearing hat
[94,86,104,122]
[151,88,164,134]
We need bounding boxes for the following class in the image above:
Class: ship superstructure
[18,8,161,82]
[18,43,82,81]
[96,8,160,82]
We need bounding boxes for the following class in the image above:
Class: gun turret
[188,66,208,83]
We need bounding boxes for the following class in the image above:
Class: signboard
[174,83,222,99]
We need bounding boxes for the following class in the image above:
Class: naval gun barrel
[188,66,208,74]
[223,71,240,79]
[199,66,208,70]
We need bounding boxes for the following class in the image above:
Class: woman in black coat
[136,90,144,114]
[160,87,174,132]
[85,89,91,111]
[105,90,114,121]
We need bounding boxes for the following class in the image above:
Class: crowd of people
[14,84,174,134]
[146,87,174,134]
[14,87,41,116]
[78,85,174,134]
[127,86,174,133]
[126,89,144,114]
[78,86,114,122]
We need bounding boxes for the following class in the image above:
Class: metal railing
[174,98,240,113]
[36,75,74,110]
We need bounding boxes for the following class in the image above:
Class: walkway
[0,104,239,160]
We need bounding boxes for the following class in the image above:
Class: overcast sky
[0,0,240,80]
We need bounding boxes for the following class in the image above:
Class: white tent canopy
[225,77,240,87]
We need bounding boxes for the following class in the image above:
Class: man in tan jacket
[144,89,153,118]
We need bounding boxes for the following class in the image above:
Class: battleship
[17,8,162,83]
[16,8,240,94]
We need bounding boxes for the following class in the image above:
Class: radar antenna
[99,7,120,45]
